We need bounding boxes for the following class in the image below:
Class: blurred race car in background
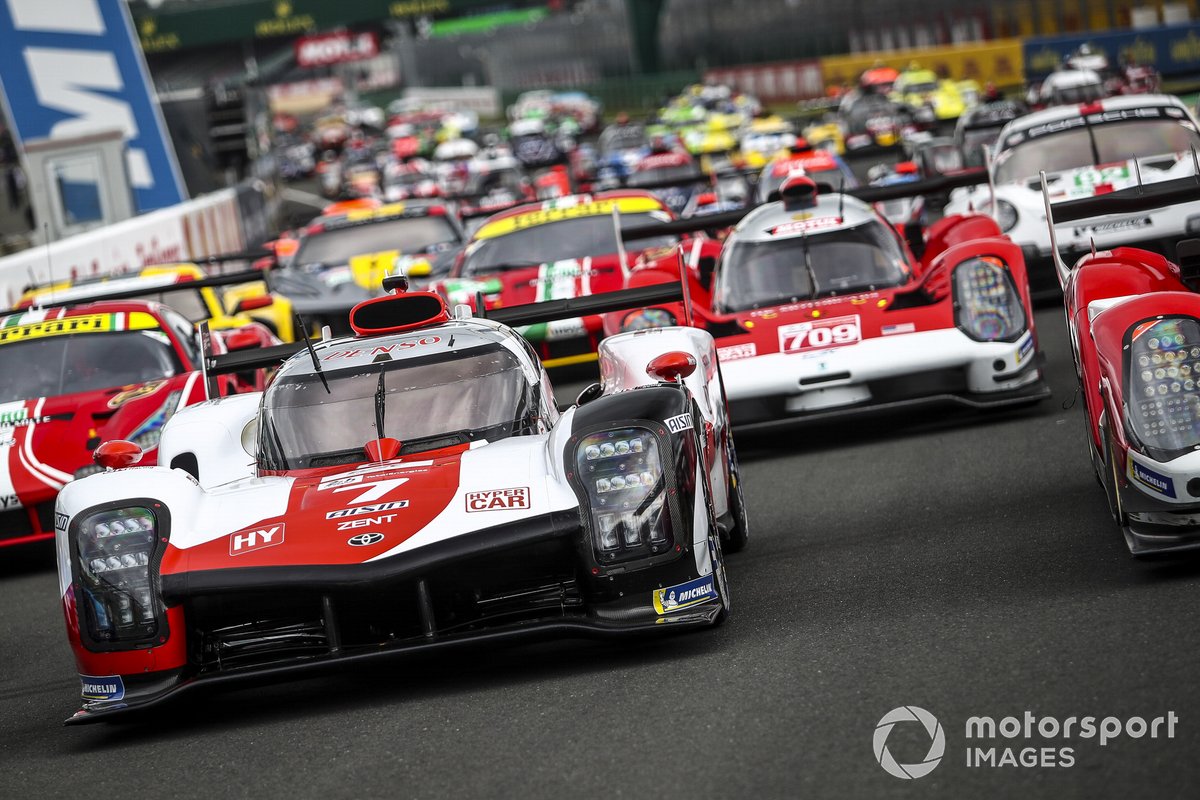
[946,94,1200,296]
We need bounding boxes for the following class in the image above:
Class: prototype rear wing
[617,168,990,241]
[11,268,268,313]
[201,284,686,387]
[1040,171,1200,288]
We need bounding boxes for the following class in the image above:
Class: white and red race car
[606,171,1050,428]
[1045,173,1200,555]
[53,283,747,723]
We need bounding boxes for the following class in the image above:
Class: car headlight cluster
[74,506,166,648]
[953,257,1026,342]
[576,428,673,561]
[1128,317,1200,456]
[620,308,676,333]
[993,199,1019,233]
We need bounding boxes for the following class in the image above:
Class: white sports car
[946,94,1200,295]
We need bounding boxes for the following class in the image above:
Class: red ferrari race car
[1044,174,1200,555]
[0,290,276,547]
[433,191,722,368]
[604,171,1051,429]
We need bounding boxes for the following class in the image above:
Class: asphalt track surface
[4,303,1200,798]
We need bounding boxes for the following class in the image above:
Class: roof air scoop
[349,292,450,336]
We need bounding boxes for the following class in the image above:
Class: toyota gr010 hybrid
[1042,174,1200,554]
[605,171,1050,429]
[54,283,748,722]
[0,298,274,548]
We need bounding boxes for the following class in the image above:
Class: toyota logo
[347,532,385,547]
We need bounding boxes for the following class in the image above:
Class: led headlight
[73,506,167,649]
[994,199,1018,233]
[953,257,1026,342]
[1127,317,1200,459]
[576,428,672,561]
[620,308,676,333]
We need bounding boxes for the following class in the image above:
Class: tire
[722,427,749,553]
[698,453,731,624]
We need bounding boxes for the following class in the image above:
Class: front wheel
[722,427,749,553]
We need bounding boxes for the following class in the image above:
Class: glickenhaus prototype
[54,283,747,723]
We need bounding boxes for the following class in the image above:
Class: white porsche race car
[53,284,747,723]
[946,94,1200,295]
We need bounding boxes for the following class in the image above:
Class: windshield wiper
[801,229,822,298]
[374,367,387,443]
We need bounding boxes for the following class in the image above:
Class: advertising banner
[1024,22,1200,80]
[0,0,186,214]
[821,39,1026,89]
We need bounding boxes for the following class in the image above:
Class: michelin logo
[653,574,716,615]
[1130,459,1176,498]
[80,674,124,702]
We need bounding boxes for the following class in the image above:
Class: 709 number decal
[778,315,861,353]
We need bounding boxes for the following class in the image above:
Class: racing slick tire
[697,435,732,624]
[722,428,750,554]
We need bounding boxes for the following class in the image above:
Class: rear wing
[1040,170,1200,288]
[617,168,990,241]
[201,284,686,387]
[9,268,268,313]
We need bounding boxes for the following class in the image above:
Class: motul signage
[295,31,378,68]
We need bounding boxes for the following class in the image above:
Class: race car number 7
[778,315,861,354]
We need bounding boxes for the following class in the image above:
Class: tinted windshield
[904,81,938,94]
[715,221,909,312]
[994,118,1200,184]
[461,211,673,275]
[0,330,182,402]
[261,345,530,469]
[295,216,461,266]
[627,165,702,187]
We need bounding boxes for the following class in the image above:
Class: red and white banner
[704,60,826,102]
[295,30,379,68]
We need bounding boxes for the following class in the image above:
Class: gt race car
[1043,175,1200,554]
[434,192,721,368]
[605,171,1049,429]
[0,294,274,547]
[273,201,467,336]
[54,283,746,723]
[17,263,292,342]
[946,95,1200,297]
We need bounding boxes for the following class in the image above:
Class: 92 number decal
[779,315,861,353]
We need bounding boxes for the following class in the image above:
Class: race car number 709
[778,315,861,354]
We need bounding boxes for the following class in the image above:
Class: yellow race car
[18,263,294,341]
[890,67,975,124]
[801,118,847,156]
[738,115,797,169]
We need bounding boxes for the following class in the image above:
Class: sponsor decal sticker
[0,314,114,344]
[465,487,530,512]
[81,675,125,702]
[55,512,69,532]
[881,322,916,336]
[653,574,716,614]
[665,414,692,434]
[1129,460,1176,498]
[323,337,442,361]
[1072,216,1151,237]
[347,532,385,546]
[325,501,409,519]
[475,197,663,238]
[717,343,757,361]
[337,515,397,531]
[108,380,167,409]
[1018,334,1034,362]
[229,524,285,556]
[768,217,844,236]
[0,494,22,510]
[780,314,861,353]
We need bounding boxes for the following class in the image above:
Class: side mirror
[696,255,718,291]
[576,383,603,406]
[233,295,273,314]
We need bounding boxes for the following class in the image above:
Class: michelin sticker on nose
[653,574,715,614]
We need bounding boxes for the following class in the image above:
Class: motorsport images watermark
[873,707,1180,778]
